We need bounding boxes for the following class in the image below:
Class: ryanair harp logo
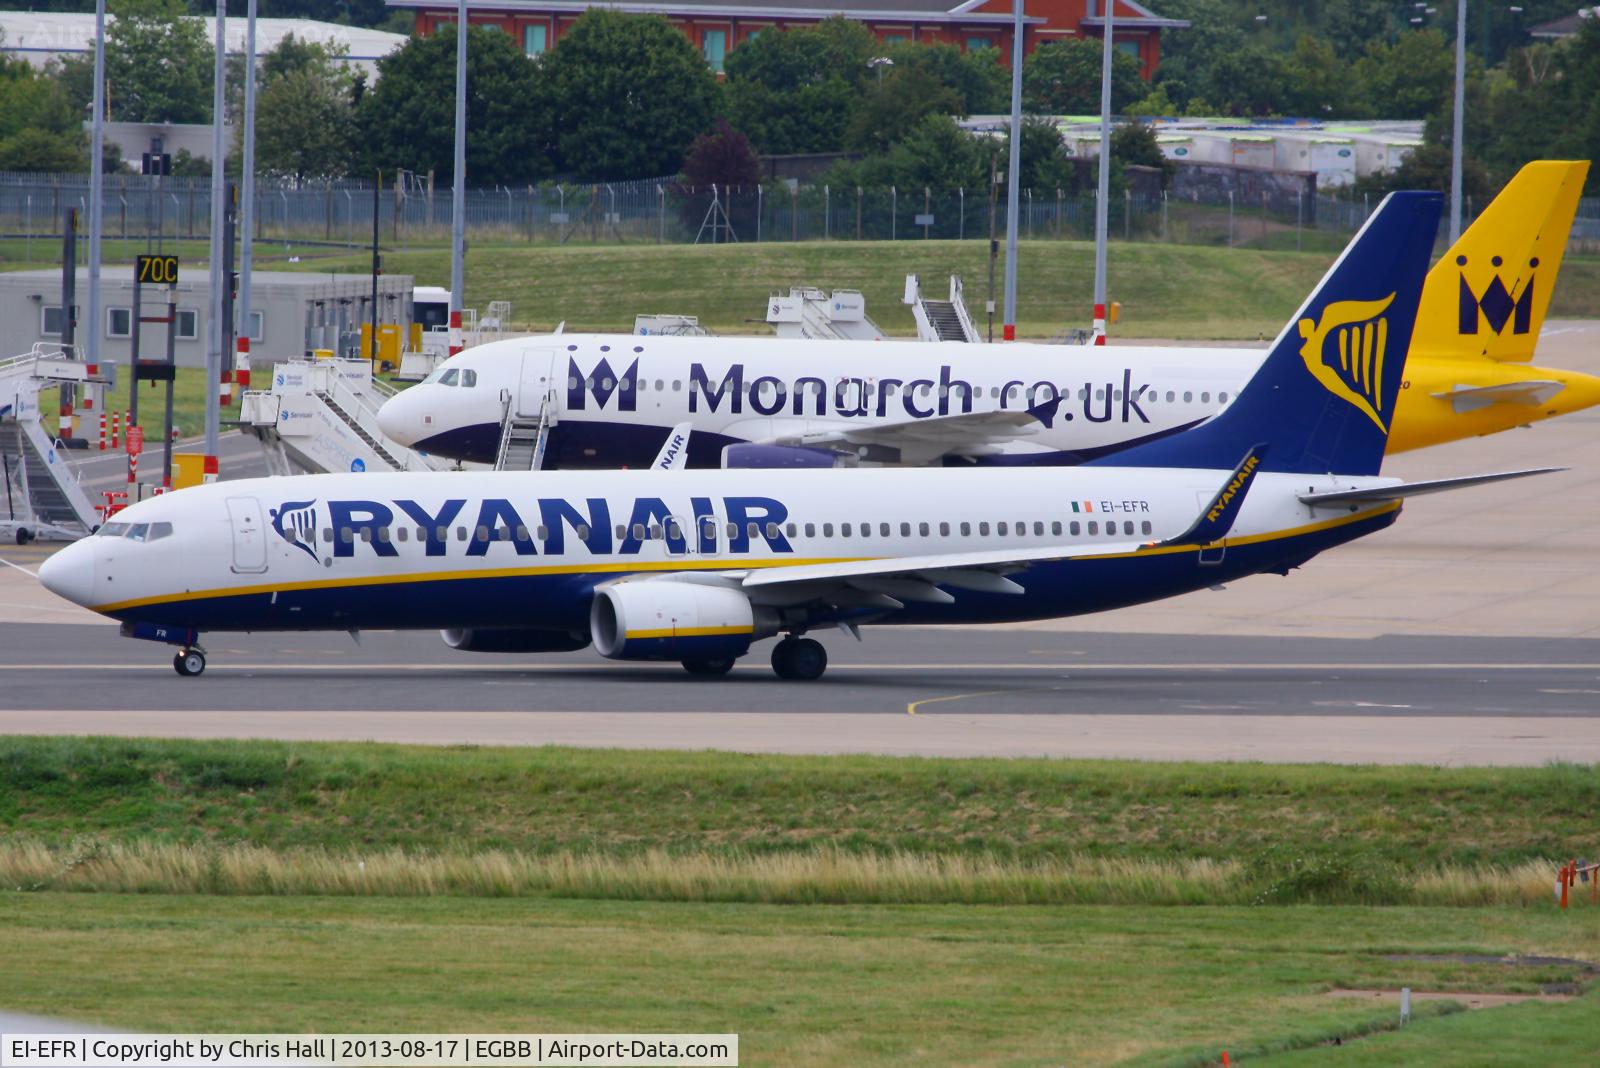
[270,499,322,564]
[1296,294,1395,433]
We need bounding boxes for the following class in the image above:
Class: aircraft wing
[766,399,1066,464]
[1297,467,1561,506]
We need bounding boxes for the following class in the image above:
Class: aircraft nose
[376,391,419,446]
[37,539,97,608]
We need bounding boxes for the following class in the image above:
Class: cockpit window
[97,522,130,537]
[95,520,174,540]
[125,523,150,542]
[460,369,477,388]
[438,368,459,387]
[148,522,173,541]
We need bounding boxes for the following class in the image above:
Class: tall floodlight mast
[450,0,468,356]
[87,0,107,376]
[204,0,227,472]
[1001,0,1024,341]
[238,0,259,394]
[1092,0,1114,345]
[1449,0,1467,243]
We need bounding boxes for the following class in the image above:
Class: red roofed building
[387,0,1184,80]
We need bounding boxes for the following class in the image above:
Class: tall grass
[0,839,1577,907]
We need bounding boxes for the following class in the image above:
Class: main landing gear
[771,636,827,681]
[173,646,207,677]
[681,655,736,676]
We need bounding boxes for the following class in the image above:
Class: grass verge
[1,893,1595,1066]
[4,737,1597,906]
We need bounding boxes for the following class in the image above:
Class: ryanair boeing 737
[39,192,1557,679]
[374,161,1596,469]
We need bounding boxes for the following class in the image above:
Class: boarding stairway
[765,287,885,341]
[0,344,111,540]
[494,392,556,471]
[905,275,980,343]
[240,357,452,476]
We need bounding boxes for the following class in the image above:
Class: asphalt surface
[2,623,1597,763]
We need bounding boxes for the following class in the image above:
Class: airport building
[0,268,416,369]
[389,0,1186,78]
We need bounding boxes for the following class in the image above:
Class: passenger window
[960,522,971,536]
[575,524,590,539]
[1166,391,1175,402]
[1051,521,1062,536]
[726,522,737,538]
[421,527,432,542]
[456,526,468,541]
[842,523,853,537]
[1070,521,1080,535]
[997,522,1008,536]
[766,522,779,540]
[396,527,408,543]
[823,523,834,537]
[633,524,646,540]
[1183,391,1193,403]
[1219,392,1229,404]
[748,522,760,539]
[474,525,488,543]
[666,520,682,541]
[702,520,717,541]
[979,522,990,536]
[655,379,664,391]
[360,528,373,543]
[1107,525,1118,538]
[900,522,911,537]
[585,377,595,389]
[568,376,578,389]
[804,522,816,537]
[1034,521,1044,536]
[785,523,797,538]
[515,525,529,540]
[939,522,950,536]
[1201,392,1210,403]
[649,524,663,539]
[1087,521,1098,535]
[1113,389,1123,401]
[672,380,682,391]
[321,528,334,543]
[615,524,627,539]
[1095,388,1104,400]
[1141,521,1153,535]
[1078,387,1089,400]
[918,522,929,537]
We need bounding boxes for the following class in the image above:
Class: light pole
[1002,1,1023,341]
[1092,0,1113,345]
[450,0,468,356]
[1449,0,1466,243]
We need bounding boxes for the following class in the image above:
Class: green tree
[1110,120,1174,188]
[537,8,719,180]
[1350,29,1455,119]
[846,64,965,154]
[885,113,986,189]
[1022,38,1141,114]
[249,35,359,183]
[885,40,1010,115]
[61,0,214,123]
[358,23,546,185]
[0,36,88,171]
[1006,116,1074,191]
[722,18,876,155]
[1196,45,1290,116]
[1283,34,1354,117]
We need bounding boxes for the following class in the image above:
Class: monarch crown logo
[1457,254,1534,336]
[1295,294,1395,433]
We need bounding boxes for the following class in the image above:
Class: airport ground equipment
[765,287,884,340]
[0,344,112,540]
[394,300,518,381]
[903,274,981,343]
[633,314,709,337]
[239,357,451,475]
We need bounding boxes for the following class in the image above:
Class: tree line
[1,0,1595,198]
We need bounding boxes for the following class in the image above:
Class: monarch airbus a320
[373,161,1597,470]
[40,193,1556,679]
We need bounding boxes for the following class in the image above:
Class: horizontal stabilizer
[1432,381,1565,413]
[1298,467,1562,506]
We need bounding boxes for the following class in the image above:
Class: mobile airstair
[904,274,980,343]
[493,387,556,471]
[765,287,886,340]
[0,344,111,541]
[240,357,453,476]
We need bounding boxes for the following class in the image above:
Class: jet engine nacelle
[590,581,770,661]
[440,627,591,653]
[721,443,856,469]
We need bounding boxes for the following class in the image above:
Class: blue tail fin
[1095,191,1443,476]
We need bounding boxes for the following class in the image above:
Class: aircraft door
[227,497,269,574]
[517,348,560,419]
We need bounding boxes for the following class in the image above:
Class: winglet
[1158,444,1269,547]
[652,423,692,471]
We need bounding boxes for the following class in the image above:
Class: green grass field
[10,235,1597,341]
[5,738,1599,1064]
[2,894,1595,1066]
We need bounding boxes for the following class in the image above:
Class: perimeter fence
[3,170,1597,262]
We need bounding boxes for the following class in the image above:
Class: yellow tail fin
[1414,160,1589,362]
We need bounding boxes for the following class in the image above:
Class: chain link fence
[3,170,1595,262]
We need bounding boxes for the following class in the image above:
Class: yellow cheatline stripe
[625,625,754,640]
[89,555,874,614]
[89,503,1400,615]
